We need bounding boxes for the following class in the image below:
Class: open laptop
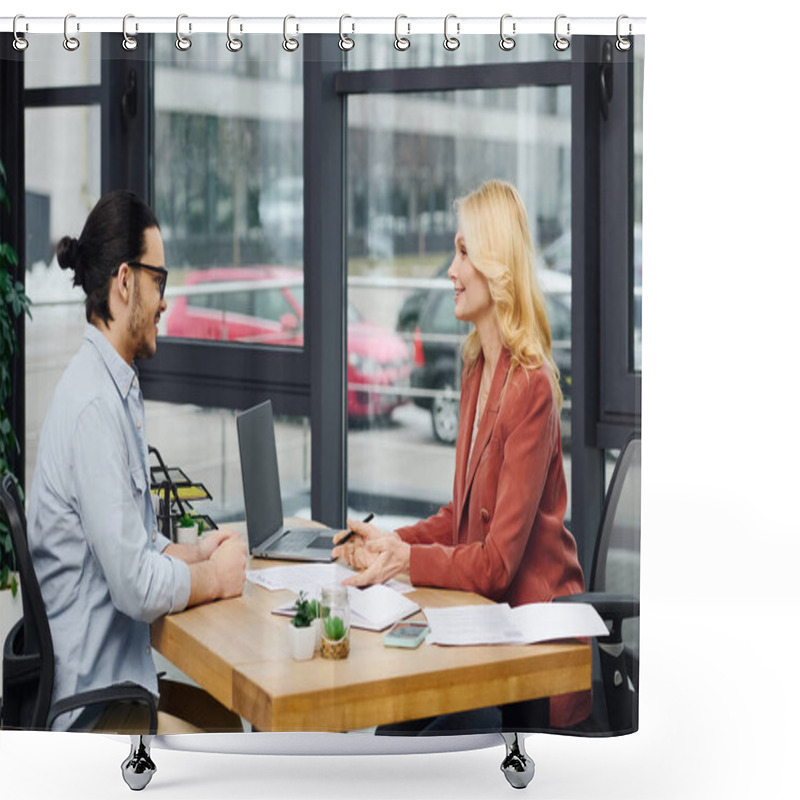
[236,399,337,561]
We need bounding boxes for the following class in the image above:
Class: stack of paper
[423,602,608,646]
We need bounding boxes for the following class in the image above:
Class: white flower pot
[176,523,201,545]
[288,623,316,661]
[0,578,23,693]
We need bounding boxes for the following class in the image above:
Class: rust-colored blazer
[396,347,589,727]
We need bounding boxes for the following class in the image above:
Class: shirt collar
[83,323,139,399]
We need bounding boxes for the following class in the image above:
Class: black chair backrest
[589,433,641,683]
[1,473,55,729]
[590,433,641,595]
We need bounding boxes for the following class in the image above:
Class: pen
[337,513,374,546]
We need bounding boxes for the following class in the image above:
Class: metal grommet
[443,14,460,51]
[553,14,570,51]
[282,15,299,52]
[63,14,80,51]
[12,15,29,52]
[122,14,138,51]
[499,14,515,51]
[226,15,243,52]
[394,14,410,51]
[175,13,192,51]
[339,14,355,51]
[616,14,632,51]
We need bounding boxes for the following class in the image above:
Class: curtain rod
[0,15,646,37]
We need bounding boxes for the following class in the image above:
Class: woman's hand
[332,518,410,587]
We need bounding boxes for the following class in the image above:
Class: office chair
[556,433,641,735]
[0,473,157,737]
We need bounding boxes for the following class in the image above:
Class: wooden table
[151,522,591,732]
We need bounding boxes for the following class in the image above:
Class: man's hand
[209,536,248,599]
[197,527,239,561]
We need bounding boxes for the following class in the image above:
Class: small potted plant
[288,591,318,661]
[175,511,204,545]
[320,585,350,660]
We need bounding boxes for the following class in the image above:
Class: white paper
[246,563,356,594]
[345,584,420,631]
[271,584,420,632]
[424,602,608,646]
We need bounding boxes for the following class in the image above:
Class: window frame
[9,33,643,572]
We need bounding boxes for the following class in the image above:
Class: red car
[165,266,411,419]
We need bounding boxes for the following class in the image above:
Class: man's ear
[115,263,132,302]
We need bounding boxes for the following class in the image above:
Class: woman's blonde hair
[456,179,562,409]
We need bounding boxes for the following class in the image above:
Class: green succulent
[291,591,318,628]
[323,614,346,641]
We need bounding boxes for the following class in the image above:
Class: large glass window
[144,403,310,524]
[24,103,101,494]
[345,72,572,522]
[152,35,304,350]
[23,35,102,88]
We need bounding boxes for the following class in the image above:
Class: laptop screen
[235,399,285,551]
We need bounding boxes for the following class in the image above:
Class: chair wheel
[121,736,157,791]
[500,733,535,789]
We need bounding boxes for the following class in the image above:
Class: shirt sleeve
[71,398,191,623]
[408,369,559,601]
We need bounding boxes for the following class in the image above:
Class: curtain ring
[122,14,138,51]
[226,15,243,52]
[339,14,355,51]
[282,15,299,52]
[553,14,570,51]
[616,14,632,51]
[175,14,192,51]
[12,15,29,52]
[63,14,80,51]
[394,14,410,51]
[443,14,460,51]
[499,14,515,51]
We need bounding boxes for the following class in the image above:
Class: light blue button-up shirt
[28,324,191,731]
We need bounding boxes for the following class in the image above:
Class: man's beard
[128,279,157,360]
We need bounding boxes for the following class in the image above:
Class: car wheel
[431,381,459,445]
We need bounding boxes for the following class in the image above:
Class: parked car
[166,266,412,420]
[402,264,572,444]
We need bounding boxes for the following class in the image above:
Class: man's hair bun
[56,236,80,271]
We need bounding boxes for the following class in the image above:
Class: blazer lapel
[456,348,511,533]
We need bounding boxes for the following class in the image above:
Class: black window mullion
[24,85,102,107]
[599,38,641,443]
[0,35,27,487]
[569,35,606,572]
[335,60,571,94]
[305,35,347,528]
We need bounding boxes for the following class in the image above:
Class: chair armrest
[554,592,639,643]
[47,681,158,733]
[2,618,42,683]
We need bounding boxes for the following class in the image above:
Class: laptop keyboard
[270,529,328,553]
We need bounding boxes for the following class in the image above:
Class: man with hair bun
[28,190,248,734]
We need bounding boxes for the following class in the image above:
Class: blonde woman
[333,180,588,730]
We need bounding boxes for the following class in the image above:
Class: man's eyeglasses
[125,262,168,299]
